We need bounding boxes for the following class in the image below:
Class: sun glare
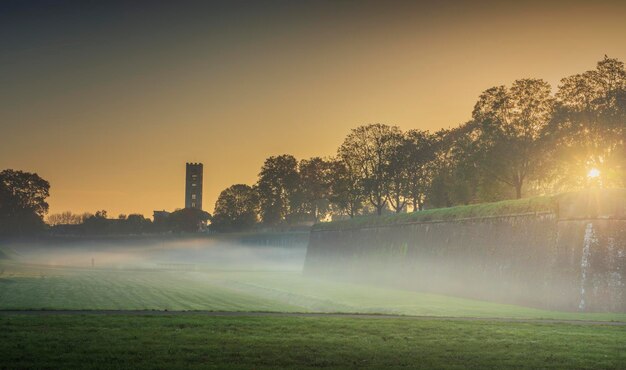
[587,168,601,179]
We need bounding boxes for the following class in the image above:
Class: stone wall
[304,190,626,312]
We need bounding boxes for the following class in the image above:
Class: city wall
[304,190,626,312]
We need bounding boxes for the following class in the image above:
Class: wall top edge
[312,212,626,233]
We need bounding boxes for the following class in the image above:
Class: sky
[1,0,626,218]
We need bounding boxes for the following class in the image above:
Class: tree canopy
[0,169,50,235]
[210,56,625,231]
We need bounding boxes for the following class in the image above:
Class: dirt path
[0,310,624,326]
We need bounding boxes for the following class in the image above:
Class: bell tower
[185,163,203,210]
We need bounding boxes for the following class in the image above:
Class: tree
[299,157,333,222]
[256,155,301,225]
[211,184,259,232]
[549,56,626,188]
[338,124,402,215]
[47,211,87,226]
[328,159,364,218]
[82,210,110,234]
[426,127,477,208]
[384,131,410,213]
[472,79,555,199]
[404,130,437,211]
[168,208,211,233]
[124,214,151,234]
[0,169,50,235]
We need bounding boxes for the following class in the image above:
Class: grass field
[2,239,626,369]
[2,260,626,322]
[1,314,625,369]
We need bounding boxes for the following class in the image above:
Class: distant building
[185,162,203,210]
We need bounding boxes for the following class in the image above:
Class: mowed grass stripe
[2,262,626,322]
[0,267,301,311]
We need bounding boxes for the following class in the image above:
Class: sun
[587,168,600,179]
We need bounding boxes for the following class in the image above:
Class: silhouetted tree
[207,56,626,221]
[299,157,333,222]
[82,210,110,234]
[0,169,50,236]
[472,79,555,198]
[549,56,626,188]
[47,211,88,226]
[338,124,401,215]
[384,131,410,213]
[328,159,364,218]
[256,155,300,225]
[124,214,152,234]
[404,130,437,211]
[426,128,475,208]
[168,208,211,233]
[211,184,259,232]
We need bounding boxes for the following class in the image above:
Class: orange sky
[1,0,626,218]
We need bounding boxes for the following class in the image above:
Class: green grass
[313,188,626,231]
[2,261,626,322]
[0,314,625,369]
[314,194,559,231]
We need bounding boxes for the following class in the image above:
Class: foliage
[0,169,50,236]
[404,129,438,210]
[211,57,624,225]
[327,158,364,218]
[548,56,626,189]
[256,155,301,225]
[338,123,402,215]
[383,130,411,212]
[47,211,91,226]
[298,157,334,222]
[472,78,555,198]
[60,210,154,235]
[211,184,259,232]
[167,208,211,233]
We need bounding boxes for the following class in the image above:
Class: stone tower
[185,163,203,210]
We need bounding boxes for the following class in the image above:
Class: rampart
[304,189,626,312]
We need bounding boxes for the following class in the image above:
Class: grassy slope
[2,261,626,322]
[1,314,625,369]
[314,194,558,231]
[314,188,626,231]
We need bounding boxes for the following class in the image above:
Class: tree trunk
[515,182,522,199]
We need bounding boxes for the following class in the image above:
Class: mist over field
[4,237,307,271]
[0,235,623,323]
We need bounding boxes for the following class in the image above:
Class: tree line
[1,56,624,236]
[47,208,210,235]
[0,169,210,236]
[211,56,625,232]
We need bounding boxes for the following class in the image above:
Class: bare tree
[47,211,86,226]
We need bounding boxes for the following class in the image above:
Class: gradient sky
[1,0,626,218]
